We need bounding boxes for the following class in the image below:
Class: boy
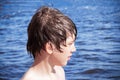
[21,6,77,80]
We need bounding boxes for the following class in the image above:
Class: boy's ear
[45,42,55,54]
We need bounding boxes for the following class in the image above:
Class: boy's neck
[31,51,55,75]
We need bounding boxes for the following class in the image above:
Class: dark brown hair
[27,6,77,58]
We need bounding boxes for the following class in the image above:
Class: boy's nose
[71,44,76,52]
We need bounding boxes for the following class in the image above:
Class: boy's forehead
[66,35,75,42]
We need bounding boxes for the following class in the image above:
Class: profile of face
[49,35,76,66]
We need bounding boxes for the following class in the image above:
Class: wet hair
[27,6,77,58]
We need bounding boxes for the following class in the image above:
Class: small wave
[107,76,120,80]
[81,68,105,74]
[106,50,120,55]
[82,6,97,10]
[0,51,5,54]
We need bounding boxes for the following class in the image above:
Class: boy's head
[27,6,77,58]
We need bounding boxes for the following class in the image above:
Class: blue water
[0,0,120,80]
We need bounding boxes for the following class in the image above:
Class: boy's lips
[68,55,72,60]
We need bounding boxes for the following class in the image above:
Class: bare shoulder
[21,70,34,80]
[55,66,65,80]
[21,69,41,80]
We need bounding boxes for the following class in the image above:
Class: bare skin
[21,36,75,80]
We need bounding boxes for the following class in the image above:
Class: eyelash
[68,43,73,46]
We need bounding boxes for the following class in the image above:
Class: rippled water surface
[0,0,120,80]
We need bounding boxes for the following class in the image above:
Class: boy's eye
[67,42,73,46]
[68,43,72,45]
